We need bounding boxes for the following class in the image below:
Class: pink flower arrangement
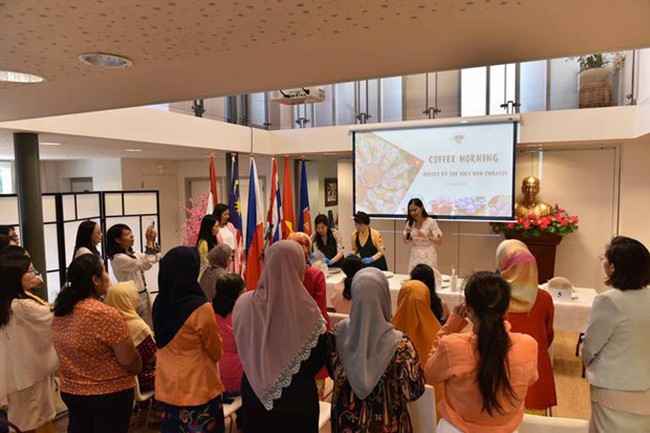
[180,193,209,246]
[491,205,579,238]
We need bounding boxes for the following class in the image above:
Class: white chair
[328,312,349,326]
[133,376,155,433]
[407,384,436,433]
[318,400,332,431]
[223,396,242,433]
[518,413,589,433]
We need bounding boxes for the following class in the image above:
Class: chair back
[518,414,589,433]
[318,400,332,430]
[134,375,155,403]
[407,384,436,433]
[0,416,22,433]
[328,312,349,326]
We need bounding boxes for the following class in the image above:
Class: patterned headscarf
[288,232,312,262]
[496,239,539,313]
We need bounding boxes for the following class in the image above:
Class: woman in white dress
[72,220,103,261]
[403,198,442,272]
[213,203,243,275]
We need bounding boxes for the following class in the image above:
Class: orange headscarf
[496,239,539,313]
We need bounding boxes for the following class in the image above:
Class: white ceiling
[1,0,649,122]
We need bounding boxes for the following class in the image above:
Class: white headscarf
[233,240,326,410]
[335,267,403,399]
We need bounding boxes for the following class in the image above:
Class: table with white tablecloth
[325,271,597,333]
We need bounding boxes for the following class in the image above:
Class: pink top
[425,313,538,433]
[216,312,243,393]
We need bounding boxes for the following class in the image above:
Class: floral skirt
[161,395,225,433]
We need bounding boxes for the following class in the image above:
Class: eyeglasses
[26,267,36,274]
[598,254,607,263]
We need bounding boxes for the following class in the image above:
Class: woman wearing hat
[350,212,388,271]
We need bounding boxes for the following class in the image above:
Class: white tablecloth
[325,272,596,333]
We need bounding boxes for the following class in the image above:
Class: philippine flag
[297,158,312,236]
[266,157,283,244]
[245,156,265,290]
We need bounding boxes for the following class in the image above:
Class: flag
[266,157,283,244]
[206,153,218,215]
[297,158,312,236]
[281,155,295,239]
[228,154,244,275]
[245,156,265,290]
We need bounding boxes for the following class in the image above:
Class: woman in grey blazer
[583,236,650,432]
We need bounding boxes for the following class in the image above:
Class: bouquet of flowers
[491,205,579,238]
[180,192,209,246]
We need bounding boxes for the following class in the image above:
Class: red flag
[245,157,265,290]
[207,153,218,215]
[266,157,283,245]
[281,155,295,239]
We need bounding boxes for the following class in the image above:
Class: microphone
[406,219,413,240]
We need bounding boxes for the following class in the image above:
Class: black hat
[353,211,370,225]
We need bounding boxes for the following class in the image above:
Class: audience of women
[199,244,233,300]
[104,281,157,393]
[196,214,218,276]
[496,239,556,413]
[212,203,242,274]
[0,253,59,433]
[233,241,327,433]
[425,271,539,433]
[153,246,225,433]
[328,267,425,433]
[392,279,444,419]
[311,214,344,267]
[350,211,388,271]
[72,220,103,260]
[329,255,363,314]
[583,236,650,432]
[403,198,443,272]
[106,223,160,327]
[0,225,19,246]
[410,263,450,325]
[52,255,142,433]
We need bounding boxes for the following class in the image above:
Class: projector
[270,87,326,105]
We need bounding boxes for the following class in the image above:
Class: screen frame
[352,119,518,222]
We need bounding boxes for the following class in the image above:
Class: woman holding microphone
[403,198,442,273]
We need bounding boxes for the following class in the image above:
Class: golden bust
[514,176,552,217]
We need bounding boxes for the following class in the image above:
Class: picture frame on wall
[325,178,338,206]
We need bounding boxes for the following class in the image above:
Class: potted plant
[570,52,625,108]
[490,205,579,239]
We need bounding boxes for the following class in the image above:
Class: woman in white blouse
[72,220,103,260]
[106,223,160,327]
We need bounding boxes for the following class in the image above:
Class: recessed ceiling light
[0,70,45,83]
[124,148,142,152]
[78,52,133,68]
[40,142,61,146]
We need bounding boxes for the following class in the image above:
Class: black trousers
[61,388,134,433]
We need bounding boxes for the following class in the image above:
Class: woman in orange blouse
[52,255,142,433]
[152,246,225,433]
[425,272,538,433]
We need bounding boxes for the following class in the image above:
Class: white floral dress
[405,218,442,272]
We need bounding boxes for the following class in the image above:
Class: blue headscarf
[153,246,208,348]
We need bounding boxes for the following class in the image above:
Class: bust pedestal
[505,232,562,284]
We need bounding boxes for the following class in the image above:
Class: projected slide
[353,122,516,220]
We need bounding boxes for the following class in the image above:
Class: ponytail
[464,271,516,415]
[54,255,104,317]
[341,255,363,300]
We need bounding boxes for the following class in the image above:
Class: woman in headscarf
[496,239,556,413]
[392,280,444,420]
[105,281,157,393]
[199,244,233,300]
[328,268,425,433]
[153,247,225,433]
[233,241,327,433]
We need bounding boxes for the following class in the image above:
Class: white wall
[41,158,122,192]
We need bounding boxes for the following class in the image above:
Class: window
[0,161,12,193]
[461,67,487,116]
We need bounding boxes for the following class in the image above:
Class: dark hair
[73,220,101,260]
[314,214,335,253]
[0,226,15,237]
[197,215,218,251]
[406,198,430,224]
[464,271,516,415]
[212,273,245,318]
[0,254,31,327]
[353,211,370,225]
[54,255,104,317]
[0,234,10,250]
[605,236,650,291]
[212,203,229,222]
[410,264,444,323]
[106,224,132,259]
[0,245,27,257]
[341,255,363,300]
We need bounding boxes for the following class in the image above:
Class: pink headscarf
[233,240,326,410]
[496,239,539,313]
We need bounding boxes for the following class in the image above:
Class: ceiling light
[125,148,142,152]
[78,52,133,68]
[0,70,45,83]
[40,142,61,146]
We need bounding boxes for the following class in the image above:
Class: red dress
[506,289,557,410]
[303,266,331,380]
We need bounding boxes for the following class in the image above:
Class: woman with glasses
[583,236,650,432]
